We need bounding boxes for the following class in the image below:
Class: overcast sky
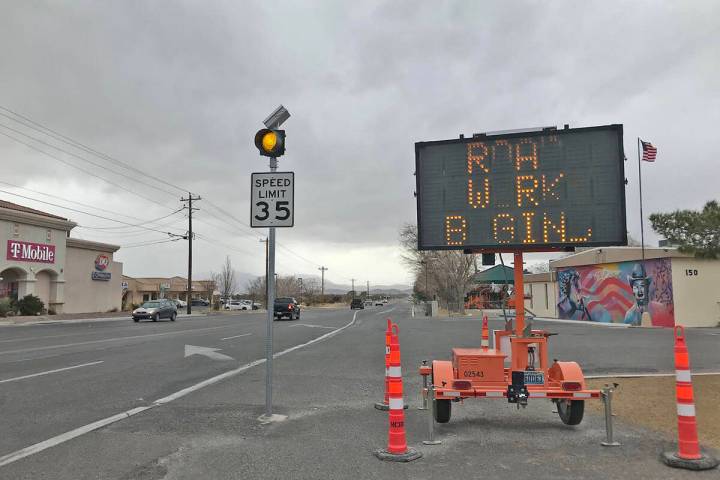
[0,1,718,287]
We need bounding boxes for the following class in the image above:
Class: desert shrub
[17,294,44,316]
[0,297,13,317]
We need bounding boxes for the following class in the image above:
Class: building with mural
[523,247,720,328]
[0,200,122,314]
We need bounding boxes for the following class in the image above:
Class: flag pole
[637,137,646,321]
[637,137,646,265]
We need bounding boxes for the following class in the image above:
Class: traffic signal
[254,128,286,158]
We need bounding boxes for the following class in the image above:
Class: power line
[0,130,177,211]
[0,105,188,194]
[0,188,180,236]
[120,238,183,248]
[76,209,183,230]
[0,121,180,197]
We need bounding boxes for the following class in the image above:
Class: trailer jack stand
[507,371,529,408]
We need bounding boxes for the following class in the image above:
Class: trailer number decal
[524,371,545,385]
[463,370,485,378]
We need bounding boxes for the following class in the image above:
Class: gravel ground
[587,376,720,450]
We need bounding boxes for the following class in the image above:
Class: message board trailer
[415,125,626,437]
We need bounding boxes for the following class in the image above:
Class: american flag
[641,140,657,162]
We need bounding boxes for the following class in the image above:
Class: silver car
[132,299,177,322]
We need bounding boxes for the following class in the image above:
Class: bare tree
[400,223,476,313]
[217,256,237,300]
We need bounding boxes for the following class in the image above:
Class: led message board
[415,125,627,251]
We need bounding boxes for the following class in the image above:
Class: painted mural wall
[556,258,675,327]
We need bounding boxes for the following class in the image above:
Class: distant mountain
[212,271,412,295]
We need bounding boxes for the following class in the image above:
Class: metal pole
[637,137,646,266]
[265,158,278,418]
[601,384,621,446]
[423,383,441,445]
[419,360,428,410]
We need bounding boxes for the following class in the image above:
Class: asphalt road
[0,303,718,479]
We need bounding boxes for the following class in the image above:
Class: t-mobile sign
[6,240,56,263]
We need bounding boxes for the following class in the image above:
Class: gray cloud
[0,1,718,284]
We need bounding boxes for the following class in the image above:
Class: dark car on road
[350,298,364,310]
[191,298,210,306]
[132,299,177,322]
[274,297,300,320]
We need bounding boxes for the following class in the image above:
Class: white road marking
[0,325,232,356]
[375,306,396,316]
[289,324,336,329]
[220,333,252,340]
[184,345,234,361]
[0,361,104,384]
[586,371,720,379]
[0,310,359,467]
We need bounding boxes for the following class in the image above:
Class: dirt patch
[587,375,720,450]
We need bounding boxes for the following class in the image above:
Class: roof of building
[66,237,120,253]
[473,264,515,284]
[0,199,68,220]
[549,246,692,269]
[523,272,554,283]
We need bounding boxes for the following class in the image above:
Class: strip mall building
[0,200,122,313]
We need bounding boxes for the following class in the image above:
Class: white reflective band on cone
[385,346,390,355]
[573,393,591,398]
[486,391,504,397]
[389,398,404,410]
[676,370,692,383]
[677,403,696,417]
[387,366,402,377]
[385,368,389,376]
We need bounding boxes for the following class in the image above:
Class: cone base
[661,451,719,471]
[374,447,422,462]
[374,402,407,410]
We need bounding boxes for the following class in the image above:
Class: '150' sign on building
[414,124,627,251]
[6,240,56,263]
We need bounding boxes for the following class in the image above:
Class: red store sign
[6,240,56,264]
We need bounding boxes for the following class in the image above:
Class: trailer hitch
[507,371,529,408]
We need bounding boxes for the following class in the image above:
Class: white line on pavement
[220,333,252,340]
[585,371,720,379]
[0,325,233,356]
[375,306,396,316]
[0,361,104,384]
[289,324,336,329]
[0,310,359,468]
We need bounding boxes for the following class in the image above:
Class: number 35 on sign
[250,172,294,228]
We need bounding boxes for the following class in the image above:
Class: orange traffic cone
[661,326,718,470]
[481,314,489,349]
[374,319,392,411]
[374,324,422,462]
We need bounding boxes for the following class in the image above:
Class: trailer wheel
[557,399,584,425]
[434,399,451,423]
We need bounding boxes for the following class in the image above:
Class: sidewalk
[0,311,208,326]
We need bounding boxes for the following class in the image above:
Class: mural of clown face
[628,263,650,308]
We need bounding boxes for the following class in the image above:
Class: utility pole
[351,278,356,297]
[367,280,370,297]
[318,266,328,297]
[180,193,201,315]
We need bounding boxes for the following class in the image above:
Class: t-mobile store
[0,200,123,314]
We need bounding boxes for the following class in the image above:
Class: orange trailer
[421,251,601,425]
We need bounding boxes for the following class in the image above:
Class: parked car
[133,299,177,322]
[374,299,384,306]
[274,297,300,320]
[225,300,251,311]
[173,299,187,308]
[364,300,373,308]
[350,298,364,310]
[191,298,210,306]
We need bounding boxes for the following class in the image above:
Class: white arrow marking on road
[289,324,336,329]
[184,345,234,361]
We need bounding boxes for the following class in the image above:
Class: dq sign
[95,254,110,271]
[6,240,56,264]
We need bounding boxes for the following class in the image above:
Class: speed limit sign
[250,172,294,227]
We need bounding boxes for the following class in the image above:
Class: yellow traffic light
[261,131,277,152]
[254,128,286,158]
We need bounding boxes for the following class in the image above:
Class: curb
[0,313,208,327]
